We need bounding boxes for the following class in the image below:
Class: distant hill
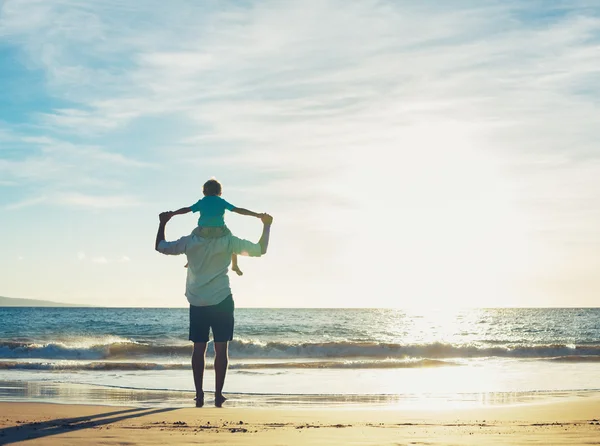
[0,296,90,307]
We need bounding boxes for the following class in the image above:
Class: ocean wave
[238,358,456,369]
[0,361,189,371]
[0,358,455,371]
[546,355,600,363]
[2,339,600,361]
[228,340,600,360]
[0,340,190,360]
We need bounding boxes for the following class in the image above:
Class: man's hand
[159,211,173,224]
[260,213,273,225]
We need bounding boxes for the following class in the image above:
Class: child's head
[203,179,222,196]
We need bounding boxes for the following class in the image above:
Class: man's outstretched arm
[155,212,172,251]
[229,213,273,257]
[155,212,191,256]
[258,213,273,254]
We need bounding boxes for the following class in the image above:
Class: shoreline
[1,379,600,410]
[1,397,600,445]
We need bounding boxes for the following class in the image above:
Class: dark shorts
[189,295,234,343]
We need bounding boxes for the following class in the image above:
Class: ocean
[1,307,599,408]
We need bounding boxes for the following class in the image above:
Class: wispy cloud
[77,252,130,264]
[3,2,599,164]
[91,256,108,264]
[3,2,599,208]
[4,191,143,210]
[17,135,154,168]
[55,192,143,209]
[4,195,47,210]
[0,124,152,208]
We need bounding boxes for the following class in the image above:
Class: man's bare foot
[215,394,227,408]
[194,392,204,408]
[232,266,243,276]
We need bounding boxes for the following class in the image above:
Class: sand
[1,397,599,445]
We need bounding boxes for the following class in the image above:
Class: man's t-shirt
[157,234,262,307]
[190,196,235,227]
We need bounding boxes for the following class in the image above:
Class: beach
[2,396,600,445]
[2,308,600,403]
[2,307,600,443]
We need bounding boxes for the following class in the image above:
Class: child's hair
[203,179,222,196]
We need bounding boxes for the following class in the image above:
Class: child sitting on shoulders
[168,178,263,276]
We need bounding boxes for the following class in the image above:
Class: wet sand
[1,396,600,445]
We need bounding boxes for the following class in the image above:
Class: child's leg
[231,254,243,276]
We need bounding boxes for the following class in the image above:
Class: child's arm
[232,207,262,218]
[171,206,192,216]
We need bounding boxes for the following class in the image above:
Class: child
[168,179,263,276]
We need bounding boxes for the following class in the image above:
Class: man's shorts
[189,295,235,343]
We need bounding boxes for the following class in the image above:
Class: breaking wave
[2,339,600,361]
[0,358,456,371]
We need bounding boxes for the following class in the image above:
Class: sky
[1,0,599,308]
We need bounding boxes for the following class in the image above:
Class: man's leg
[213,341,229,407]
[211,295,234,408]
[192,342,208,407]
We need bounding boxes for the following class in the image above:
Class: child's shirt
[190,196,235,227]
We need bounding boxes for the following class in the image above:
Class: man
[155,211,273,407]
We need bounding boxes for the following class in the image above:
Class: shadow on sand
[0,407,176,444]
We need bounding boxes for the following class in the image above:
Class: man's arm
[229,213,273,257]
[155,212,192,255]
[155,212,172,251]
[258,213,273,254]
[232,207,261,218]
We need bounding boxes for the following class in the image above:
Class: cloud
[55,192,143,209]
[78,253,130,264]
[4,195,47,210]
[91,256,108,264]
[4,191,142,210]
[3,2,599,168]
[37,107,144,135]
[19,135,154,168]
[0,124,151,209]
[3,2,599,194]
